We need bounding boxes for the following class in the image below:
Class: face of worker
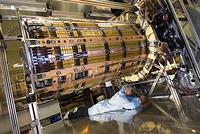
[125,88,134,96]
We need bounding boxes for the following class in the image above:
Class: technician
[63,84,149,120]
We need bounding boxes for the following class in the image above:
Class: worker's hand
[140,96,146,103]
[140,96,150,108]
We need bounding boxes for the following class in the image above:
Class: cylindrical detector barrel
[21,17,157,94]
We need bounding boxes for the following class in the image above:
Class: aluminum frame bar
[17,9,42,134]
[148,71,163,97]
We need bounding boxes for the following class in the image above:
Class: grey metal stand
[0,16,21,134]
[148,67,186,121]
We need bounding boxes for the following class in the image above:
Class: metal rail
[17,9,42,134]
